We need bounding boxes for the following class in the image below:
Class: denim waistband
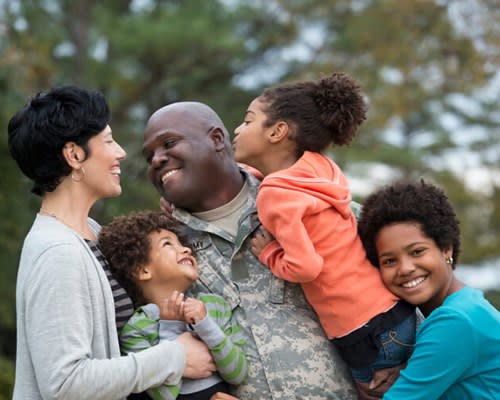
[333,300,415,347]
[331,301,416,368]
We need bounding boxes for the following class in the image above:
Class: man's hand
[160,196,176,221]
[176,332,216,379]
[356,363,406,399]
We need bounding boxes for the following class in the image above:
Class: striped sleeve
[86,239,135,330]
[193,293,248,385]
[120,308,181,400]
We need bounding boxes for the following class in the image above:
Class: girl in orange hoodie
[232,72,417,392]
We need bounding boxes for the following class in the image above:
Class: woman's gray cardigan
[13,214,185,400]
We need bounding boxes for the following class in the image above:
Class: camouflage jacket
[172,169,357,400]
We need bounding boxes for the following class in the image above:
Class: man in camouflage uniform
[142,101,371,399]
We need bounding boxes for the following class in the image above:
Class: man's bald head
[147,101,227,134]
[142,101,242,211]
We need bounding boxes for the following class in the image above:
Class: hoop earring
[446,256,454,265]
[71,167,86,182]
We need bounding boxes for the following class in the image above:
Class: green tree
[1,1,498,397]
[270,0,499,263]
[0,1,298,396]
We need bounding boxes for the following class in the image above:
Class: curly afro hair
[259,72,367,154]
[98,210,187,306]
[358,180,461,269]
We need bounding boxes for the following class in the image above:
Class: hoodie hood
[260,151,352,219]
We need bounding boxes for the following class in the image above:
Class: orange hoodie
[258,151,398,338]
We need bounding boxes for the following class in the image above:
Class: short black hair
[358,180,461,269]
[98,210,187,307]
[8,85,110,196]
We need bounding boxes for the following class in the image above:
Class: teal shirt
[384,286,500,399]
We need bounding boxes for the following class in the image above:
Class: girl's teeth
[402,276,426,288]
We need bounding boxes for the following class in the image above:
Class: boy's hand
[160,291,185,320]
[251,227,275,257]
[183,297,207,325]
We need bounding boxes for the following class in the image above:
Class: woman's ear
[268,121,289,144]
[62,142,84,168]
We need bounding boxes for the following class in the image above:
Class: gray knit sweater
[13,214,185,400]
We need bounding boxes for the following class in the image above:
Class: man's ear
[134,265,152,281]
[208,127,226,152]
[267,121,289,144]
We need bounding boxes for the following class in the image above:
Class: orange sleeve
[257,185,324,283]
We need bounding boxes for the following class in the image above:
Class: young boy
[98,211,248,400]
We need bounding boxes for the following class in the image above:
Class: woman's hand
[251,227,275,257]
[159,291,185,320]
[183,297,207,325]
[176,332,216,379]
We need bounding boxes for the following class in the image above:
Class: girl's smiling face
[375,222,455,316]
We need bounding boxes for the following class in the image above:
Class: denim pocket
[379,312,416,362]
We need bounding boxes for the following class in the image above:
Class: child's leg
[350,311,417,383]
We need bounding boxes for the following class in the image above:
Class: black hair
[7,85,110,196]
[358,180,461,269]
[259,72,367,155]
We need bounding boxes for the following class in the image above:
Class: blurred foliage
[486,291,500,310]
[0,0,498,396]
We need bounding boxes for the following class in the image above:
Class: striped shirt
[85,239,135,330]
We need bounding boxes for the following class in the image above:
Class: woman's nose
[116,144,127,160]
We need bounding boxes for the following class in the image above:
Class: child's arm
[185,295,248,385]
[255,186,324,282]
[120,308,182,400]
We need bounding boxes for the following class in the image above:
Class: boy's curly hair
[358,180,461,269]
[98,210,187,306]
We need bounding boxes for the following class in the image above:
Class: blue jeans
[350,312,416,382]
